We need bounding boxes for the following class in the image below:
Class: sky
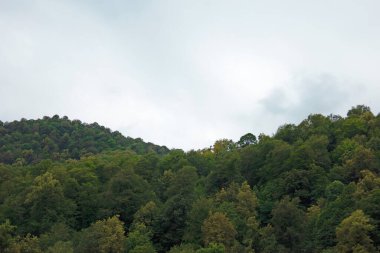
[1,0,380,150]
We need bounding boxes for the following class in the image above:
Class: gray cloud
[262,74,354,119]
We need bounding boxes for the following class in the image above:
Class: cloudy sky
[1,0,380,150]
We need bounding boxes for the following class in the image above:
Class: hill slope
[0,105,379,252]
[0,115,169,164]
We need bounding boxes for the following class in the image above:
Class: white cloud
[1,0,380,150]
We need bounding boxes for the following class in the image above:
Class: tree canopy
[0,105,380,252]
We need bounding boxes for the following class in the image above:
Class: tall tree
[75,216,126,253]
[24,172,76,234]
[270,197,306,252]
[335,210,376,253]
[202,212,237,252]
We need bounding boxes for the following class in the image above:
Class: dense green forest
[0,115,169,164]
[0,105,379,253]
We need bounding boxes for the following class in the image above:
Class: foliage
[75,216,125,253]
[335,210,376,253]
[0,116,168,164]
[201,212,237,251]
[0,105,379,252]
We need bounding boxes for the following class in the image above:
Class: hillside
[0,105,379,253]
[0,115,169,164]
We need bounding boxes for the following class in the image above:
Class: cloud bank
[1,0,380,150]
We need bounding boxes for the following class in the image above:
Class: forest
[0,105,379,253]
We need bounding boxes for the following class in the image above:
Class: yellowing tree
[76,216,125,253]
[202,212,236,251]
[336,210,376,253]
[236,181,258,218]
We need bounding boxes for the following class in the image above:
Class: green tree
[47,241,73,253]
[24,172,75,234]
[0,220,16,252]
[196,243,225,253]
[153,195,191,252]
[134,153,159,181]
[257,224,280,253]
[165,166,198,198]
[237,133,257,148]
[125,223,156,253]
[168,243,197,253]
[314,185,356,249]
[39,223,73,251]
[289,135,331,170]
[102,170,156,225]
[347,105,372,117]
[131,201,158,230]
[183,198,214,244]
[256,140,292,184]
[270,197,305,252]
[206,152,242,193]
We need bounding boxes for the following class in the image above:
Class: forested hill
[0,105,379,253]
[0,115,169,164]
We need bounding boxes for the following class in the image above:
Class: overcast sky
[1,1,380,150]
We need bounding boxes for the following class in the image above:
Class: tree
[196,243,225,253]
[47,241,73,253]
[39,223,73,251]
[339,117,368,140]
[347,105,372,117]
[2,106,380,252]
[102,170,156,225]
[236,181,258,219]
[289,135,331,170]
[257,225,280,253]
[165,166,198,198]
[206,152,242,193]
[75,216,126,253]
[158,150,190,173]
[202,212,237,251]
[270,197,305,252]
[0,220,16,252]
[183,198,214,245]
[274,124,299,144]
[335,210,376,253]
[24,172,76,234]
[298,114,332,141]
[325,181,345,201]
[0,116,168,164]
[8,234,42,253]
[357,189,380,246]
[343,146,378,181]
[237,133,257,148]
[168,243,197,253]
[134,153,159,181]
[125,223,156,253]
[153,195,191,252]
[131,201,158,230]
[256,140,292,184]
[354,170,380,198]
[314,184,356,249]
[283,169,312,205]
[213,140,235,155]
